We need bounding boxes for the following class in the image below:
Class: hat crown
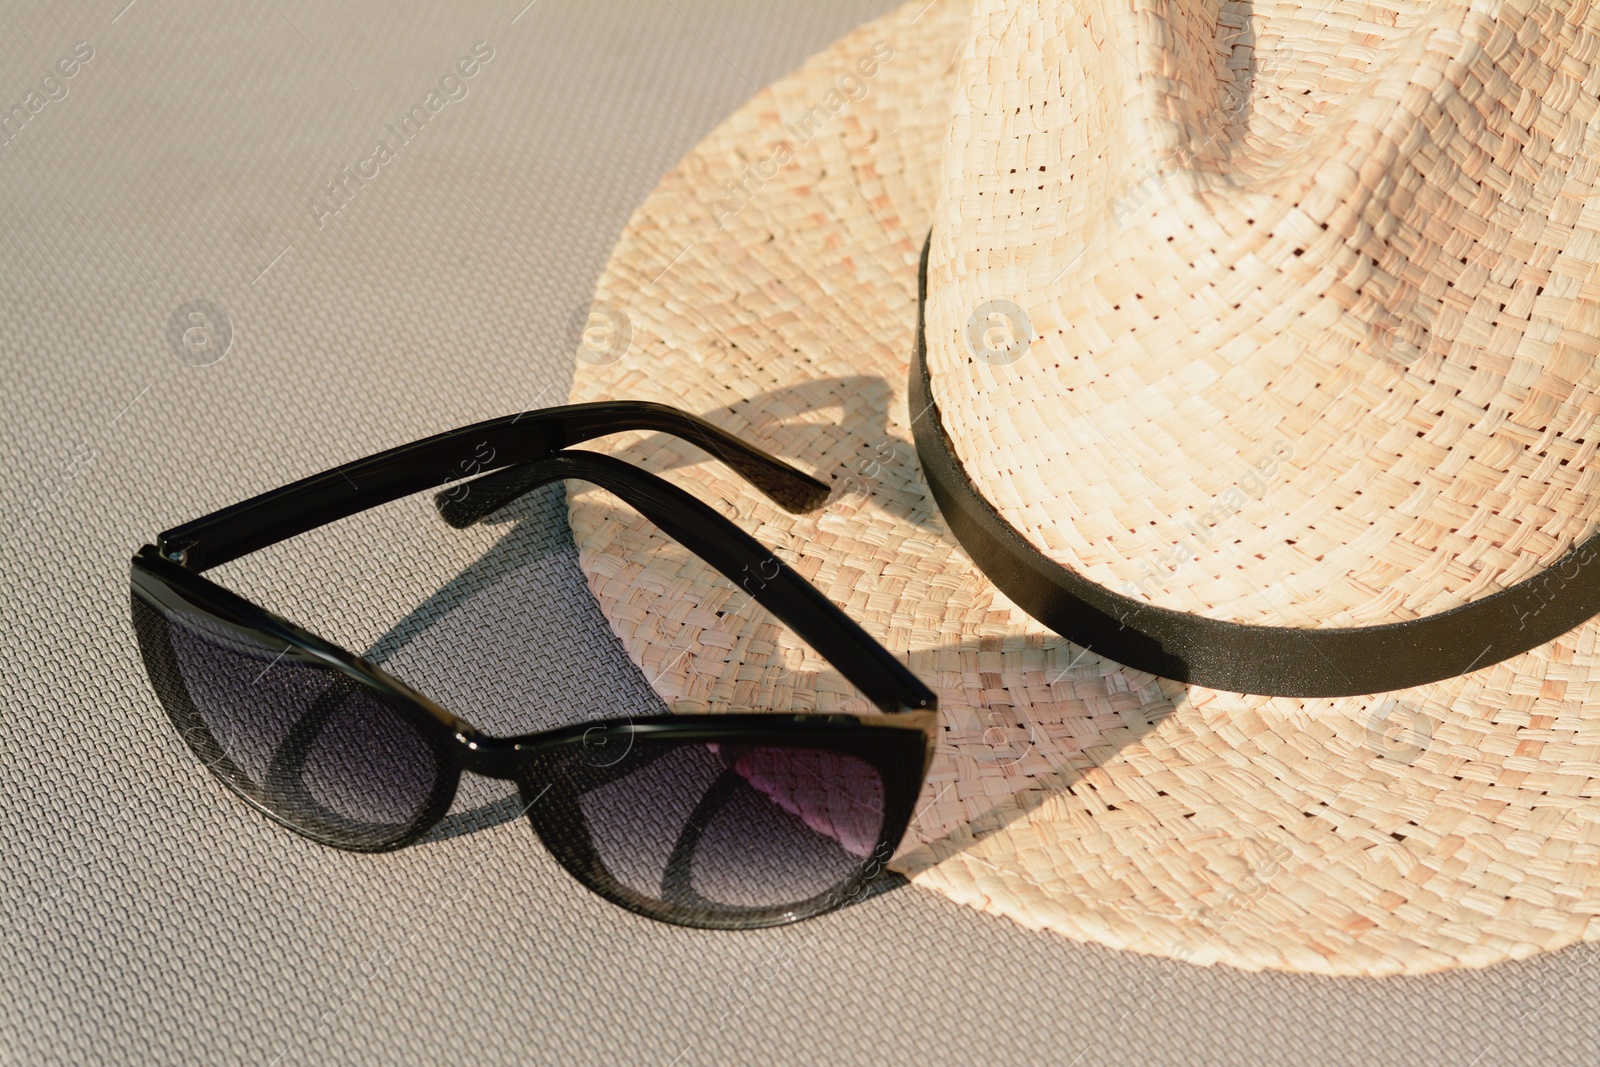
[924,0,1600,627]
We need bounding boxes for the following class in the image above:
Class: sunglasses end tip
[433,492,481,529]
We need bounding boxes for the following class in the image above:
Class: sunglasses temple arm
[548,402,831,513]
[435,427,831,529]
[158,401,828,571]
[435,464,568,529]
[471,450,937,715]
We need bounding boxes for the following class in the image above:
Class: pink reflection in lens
[710,745,884,858]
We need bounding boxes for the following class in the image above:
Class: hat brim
[563,0,1600,975]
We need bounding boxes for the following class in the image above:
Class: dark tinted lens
[133,592,442,849]
[532,736,887,924]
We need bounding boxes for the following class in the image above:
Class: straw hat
[561,0,1600,974]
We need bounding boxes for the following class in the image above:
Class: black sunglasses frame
[133,402,938,929]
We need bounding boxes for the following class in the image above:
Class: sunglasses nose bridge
[454,733,534,781]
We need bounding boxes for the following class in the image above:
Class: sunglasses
[131,402,937,929]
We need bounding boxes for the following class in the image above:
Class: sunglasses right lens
[530,733,894,926]
[132,591,443,850]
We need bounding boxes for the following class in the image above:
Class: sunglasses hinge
[155,537,199,569]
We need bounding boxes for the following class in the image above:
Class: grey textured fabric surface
[2,1,1598,1064]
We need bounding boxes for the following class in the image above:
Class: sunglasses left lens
[133,589,443,850]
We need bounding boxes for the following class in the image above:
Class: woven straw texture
[7,1,1600,1063]
[925,0,1600,628]
[568,0,1600,975]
